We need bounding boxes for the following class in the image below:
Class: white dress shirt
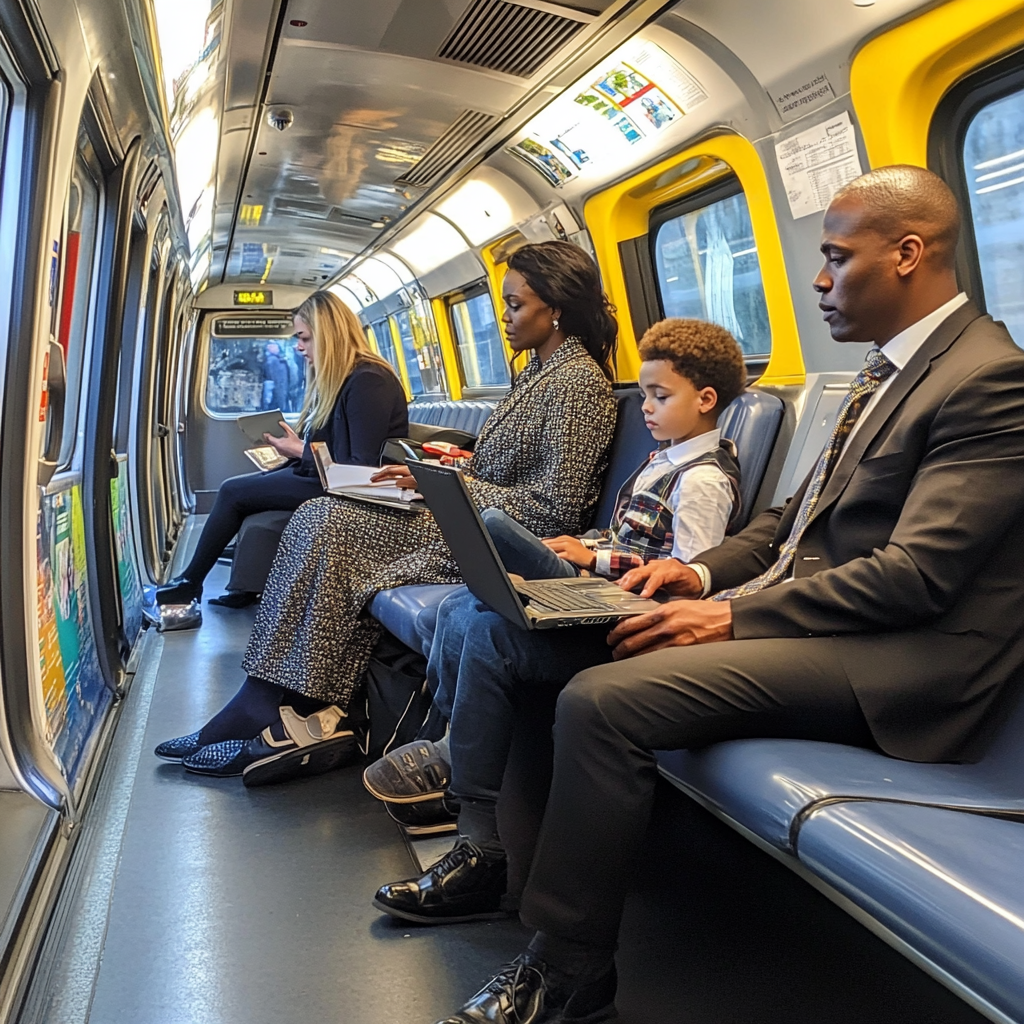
[593,428,734,576]
[688,292,970,597]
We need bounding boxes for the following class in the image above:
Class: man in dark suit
[418,165,1024,1024]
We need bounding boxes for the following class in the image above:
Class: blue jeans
[428,587,611,815]
[480,508,578,579]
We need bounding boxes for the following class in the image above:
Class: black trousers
[182,468,323,586]
[518,637,876,963]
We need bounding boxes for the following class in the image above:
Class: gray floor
[34,561,989,1024]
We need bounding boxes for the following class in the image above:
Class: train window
[393,307,446,398]
[204,330,307,415]
[369,319,400,372]
[58,136,103,466]
[962,84,1024,344]
[449,286,509,389]
[651,182,771,358]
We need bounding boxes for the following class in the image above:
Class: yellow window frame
[851,0,1024,168]
[584,133,803,385]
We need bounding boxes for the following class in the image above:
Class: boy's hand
[542,535,597,571]
[606,600,733,660]
[617,559,703,599]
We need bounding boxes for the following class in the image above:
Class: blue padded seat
[408,400,497,437]
[658,682,1024,852]
[369,583,463,658]
[797,802,1024,1024]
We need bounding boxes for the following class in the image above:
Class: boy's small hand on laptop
[617,559,703,599]
[606,600,733,660]
[542,536,597,570]
[370,465,418,490]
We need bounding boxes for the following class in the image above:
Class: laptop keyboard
[517,580,615,612]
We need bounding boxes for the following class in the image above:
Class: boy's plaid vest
[589,440,742,579]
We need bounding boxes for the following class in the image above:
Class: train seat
[657,676,1024,851]
[370,387,784,657]
[408,399,498,436]
[797,801,1024,1024]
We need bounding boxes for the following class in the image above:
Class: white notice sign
[775,112,864,219]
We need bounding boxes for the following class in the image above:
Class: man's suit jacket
[698,302,1024,763]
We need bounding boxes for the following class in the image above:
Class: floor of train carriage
[28,557,989,1024]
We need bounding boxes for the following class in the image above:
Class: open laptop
[408,461,665,629]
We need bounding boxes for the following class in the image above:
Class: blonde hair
[293,291,396,433]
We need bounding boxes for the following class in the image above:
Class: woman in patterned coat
[157,241,620,778]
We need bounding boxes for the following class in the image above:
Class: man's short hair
[638,318,746,412]
[831,165,961,266]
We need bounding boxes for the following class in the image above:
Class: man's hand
[542,535,597,570]
[606,600,733,660]
[616,559,704,599]
[370,464,418,490]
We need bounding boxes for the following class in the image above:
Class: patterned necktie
[712,348,897,601]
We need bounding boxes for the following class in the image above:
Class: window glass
[394,306,446,397]
[653,189,771,358]
[450,290,509,389]
[963,86,1024,345]
[205,331,307,414]
[370,319,400,373]
[58,139,102,465]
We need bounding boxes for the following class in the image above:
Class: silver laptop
[407,461,665,629]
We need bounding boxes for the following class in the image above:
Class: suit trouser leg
[519,637,876,966]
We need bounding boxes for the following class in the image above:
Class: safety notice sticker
[775,111,863,219]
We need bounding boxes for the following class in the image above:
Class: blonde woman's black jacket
[295,360,408,476]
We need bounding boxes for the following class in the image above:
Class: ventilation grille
[395,109,500,188]
[438,0,586,78]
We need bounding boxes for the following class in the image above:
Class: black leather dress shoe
[435,953,618,1024]
[374,838,509,924]
[156,576,201,605]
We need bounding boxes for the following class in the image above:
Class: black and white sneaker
[241,705,358,787]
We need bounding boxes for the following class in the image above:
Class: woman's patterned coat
[241,337,617,708]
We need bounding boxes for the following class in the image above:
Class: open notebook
[310,442,425,510]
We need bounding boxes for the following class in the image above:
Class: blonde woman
[157,291,407,607]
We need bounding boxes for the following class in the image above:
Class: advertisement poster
[111,457,145,644]
[37,486,111,783]
[510,40,707,187]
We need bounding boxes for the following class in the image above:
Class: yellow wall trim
[431,296,463,401]
[584,133,804,385]
[852,0,1024,168]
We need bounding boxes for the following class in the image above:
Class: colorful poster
[509,40,707,188]
[111,457,145,643]
[37,485,111,783]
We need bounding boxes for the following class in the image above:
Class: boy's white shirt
[590,428,734,577]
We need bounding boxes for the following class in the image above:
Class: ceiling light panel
[390,213,469,275]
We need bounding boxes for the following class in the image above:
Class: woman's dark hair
[507,241,617,379]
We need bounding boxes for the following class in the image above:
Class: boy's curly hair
[638,318,746,411]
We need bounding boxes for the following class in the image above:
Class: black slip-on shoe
[434,954,618,1024]
[374,837,509,924]
[362,738,450,804]
[241,705,358,788]
[182,738,250,777]
[154,731,204,763]
[156,576,202,606]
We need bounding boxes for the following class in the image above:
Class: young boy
[363,319,747,839]
[481,317,746,582]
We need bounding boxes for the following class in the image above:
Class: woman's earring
[552,318,560,332]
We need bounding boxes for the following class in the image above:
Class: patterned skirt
[241,495,460,709]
